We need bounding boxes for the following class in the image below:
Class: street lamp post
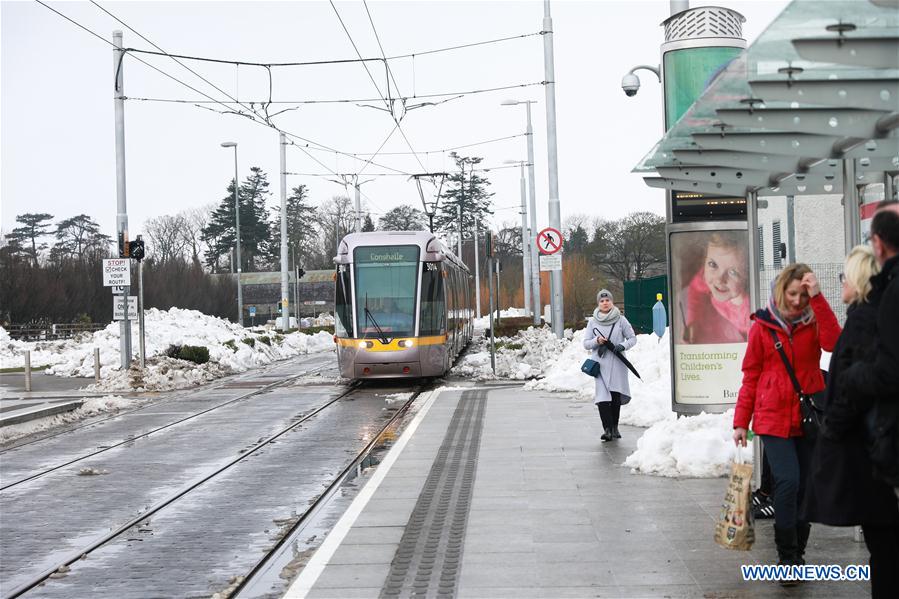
[504,160,532,319]
[501,99,541,325]
[221,141,243,326]
[542,0,564,337]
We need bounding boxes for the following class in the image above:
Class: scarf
[687,271,750,336]
[766,280,814,333]
[593,305,620,325]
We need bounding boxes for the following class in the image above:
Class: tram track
[3,379,371,599]
[0,360,335,492]
[231,381,433,598]
[0,353,336,454]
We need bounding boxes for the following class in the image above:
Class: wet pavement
[290,385,871,599]
[0,353,424,597]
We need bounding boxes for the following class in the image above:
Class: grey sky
[1,0,788,242]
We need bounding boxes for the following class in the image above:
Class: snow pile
[452,326,568,380]
[300,312,335,328]
[0,395,133,444]
[0,308,335,391]
[472,307,529,330]
[526,327,673,428]
[623,410,750,478]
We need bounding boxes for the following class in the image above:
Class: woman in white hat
[582,289,638,441]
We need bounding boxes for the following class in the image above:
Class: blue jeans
[759,434,812,529]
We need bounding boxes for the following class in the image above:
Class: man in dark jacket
[843,201,899,490]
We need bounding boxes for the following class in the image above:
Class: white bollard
[94,347,101,383]
[24,350,32,392]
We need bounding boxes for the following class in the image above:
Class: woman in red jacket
[733,263,841,579]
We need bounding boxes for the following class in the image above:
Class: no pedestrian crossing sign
[102,258,131,287]
[536,227,563,255]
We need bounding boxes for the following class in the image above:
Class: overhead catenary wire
[124,81,546,106]
[363,0,403,101]
[119,31,544,69]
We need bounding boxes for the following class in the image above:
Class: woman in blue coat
[583,289,638,441]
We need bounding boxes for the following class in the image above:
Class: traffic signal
[297,267,306,279]
[128,236,145,261]
[485,232,494,258]
[118,231,129,258]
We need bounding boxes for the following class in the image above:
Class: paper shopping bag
[714,460,755,551]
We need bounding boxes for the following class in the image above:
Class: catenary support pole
[474,214,481,318]
[886,172,895,203]
[354,177,363,233]
[138,259,145,369]
[113,30,132,368]
[543,0,564,337]
[526,102,541,324]
[843,159,861,253]
[457,203,463,259]
[280,132,290,331]
[518,162,532,316]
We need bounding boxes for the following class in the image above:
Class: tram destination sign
[355,245,419,264]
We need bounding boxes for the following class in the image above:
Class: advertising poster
[670,229,750,406]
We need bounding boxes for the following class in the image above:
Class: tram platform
[286,384,871,598]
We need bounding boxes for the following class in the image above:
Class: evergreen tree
[50,214,110,262]
[433,152,494,240]
[362,214,375,232]
[267,184,317,270]
[5,213,54,266]
[202,167,272,273]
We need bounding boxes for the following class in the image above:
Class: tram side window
[335,266,353,337]
[446,265,455,338]
[419,262,445,336]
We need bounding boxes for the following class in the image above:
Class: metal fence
[6,322,108,341]
[759,262,846,325]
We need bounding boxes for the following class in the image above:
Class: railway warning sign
[102,258,131,287]
[536,227,563,255]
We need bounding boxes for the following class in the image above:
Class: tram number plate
[425,263,437,271]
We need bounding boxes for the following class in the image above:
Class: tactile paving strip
[380,389,486,598]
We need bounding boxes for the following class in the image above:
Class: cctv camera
[621,73,640,97]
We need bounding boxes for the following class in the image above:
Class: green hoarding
[663,46,743,129]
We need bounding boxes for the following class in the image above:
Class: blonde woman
[733,263,841,576]
[803,246,899,598]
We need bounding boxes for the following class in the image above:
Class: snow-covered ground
[0,308,335,392]
[458,315,744,479]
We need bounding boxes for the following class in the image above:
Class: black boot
[795,522,811,566]
[612,427,621,439]
[600,428,612,442]
[774,525,800,586]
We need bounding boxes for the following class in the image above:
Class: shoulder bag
[581,323,615,378]
[768,328,825,441]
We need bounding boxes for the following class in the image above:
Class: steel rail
[3,381,364,599]
[232,381,433,597]
[0,355,334,454]
[0,362,334,491]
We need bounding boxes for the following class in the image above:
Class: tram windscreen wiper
[364,294,389,345]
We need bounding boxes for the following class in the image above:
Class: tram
[334,231,474,379]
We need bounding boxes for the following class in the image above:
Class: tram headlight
[398,339,414,348]
[358,340,374,349]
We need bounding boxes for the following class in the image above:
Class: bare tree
[587,211,666,286]
[144,214,189,264]
[181,205,212,266]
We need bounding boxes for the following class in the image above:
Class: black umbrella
[609,346,642,380]
[593,328,642,380]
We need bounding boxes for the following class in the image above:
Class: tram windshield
[353,245,420,338]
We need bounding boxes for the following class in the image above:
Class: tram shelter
[634,0,898,422]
